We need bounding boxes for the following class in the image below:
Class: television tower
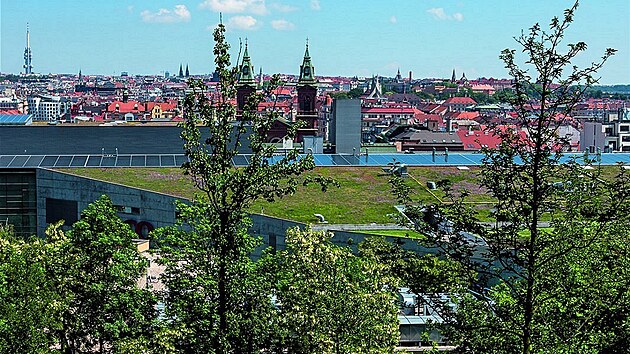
[23,23,33,75]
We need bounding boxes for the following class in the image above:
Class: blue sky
[1,0,628,84]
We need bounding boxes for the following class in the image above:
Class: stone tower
[296,40,318,140]
[236,40,257,118]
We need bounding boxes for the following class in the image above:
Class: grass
[355,229,426,239]
[518,227,554,238]
[59,166,493,224]
[58,165,622,225]
[59,167,404,224]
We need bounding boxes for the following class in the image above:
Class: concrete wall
[36,168,181,237]
[330,99,362,154]
[247,214,440,259]
[249,214,305,258]
[0,125,252,155]
[31,169,438,258]
[580,121,606,152]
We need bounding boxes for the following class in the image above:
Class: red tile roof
[444,96,477,105]
[0,110,21,115]
[457,129,502,150]
[448,111,480,120]
[106,101,177,113]
[362,107,415,114]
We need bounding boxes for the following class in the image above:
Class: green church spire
[238,39,255,86]
[298,39,316,85]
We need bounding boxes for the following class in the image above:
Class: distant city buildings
[0,35,627,153]
[27,94,70,121]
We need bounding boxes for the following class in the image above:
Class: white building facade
[27,95,70,121]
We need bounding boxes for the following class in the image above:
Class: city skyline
[1,0,628,84]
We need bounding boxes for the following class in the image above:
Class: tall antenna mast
[23,23,33,75]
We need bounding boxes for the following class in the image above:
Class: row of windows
[364,114,413,119]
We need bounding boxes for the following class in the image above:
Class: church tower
[236,40,256,118]
[296,40,318,139]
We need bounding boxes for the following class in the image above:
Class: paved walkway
[311,223,406,232]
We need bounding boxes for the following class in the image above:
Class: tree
[414,90,435,101]
[470,91,495,105]
[492,88,516,103]
[155,22,332,353]
[391,2,627,353]
[329,91,349,100]
[0,225,61,353]
[272,228,400,353]
[51,196,157,353]
[347,87,365,99]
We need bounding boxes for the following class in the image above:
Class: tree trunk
[217,210,230,353]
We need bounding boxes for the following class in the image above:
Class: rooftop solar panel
[101,156,117,167]
[86,156,102,167]
[0,156,15,167]
[0,152,628,169]
[8,155,29,167]
[70,156,88,167]
[160,155,176,167]
[131,155,146,167]
[175,155,188,166]
[145,156,160,166]
[115,155,131,167]
[40,156,59,167]
[232,155,248,166]
[24,156,45,167]
[55,156,73,167]
[0,114,31,125]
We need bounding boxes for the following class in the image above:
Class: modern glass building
[0,170,37,236]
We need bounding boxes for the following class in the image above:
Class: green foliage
[470,91,495,105]
[155,22,333,353]
[52,195,157,353]
[414,90,435,101]
[154,204,277,352]
[347,87,365,99]
[329,91,349,100]
[0,197,156,354]
[492,88,516,103]
[359,237,469,295]
[442,81,458,88]
[272,228,400,354]
[0,226,60,353]
[390,2,627,353]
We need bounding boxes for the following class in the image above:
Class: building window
[114,205,141,215]
[46,198,78,225]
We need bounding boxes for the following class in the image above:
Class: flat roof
[0,152,624,168]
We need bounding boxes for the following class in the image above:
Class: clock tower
[296,40,318,140]
[237,40,256,119]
